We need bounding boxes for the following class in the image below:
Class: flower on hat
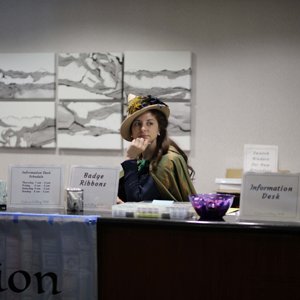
[128,96,143,114]
[127,95,168,115]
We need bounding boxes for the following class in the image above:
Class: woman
[118,94,196,202]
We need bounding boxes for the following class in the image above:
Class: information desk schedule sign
[8,165,64,208]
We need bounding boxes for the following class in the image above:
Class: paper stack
[112,201,197,220]
[215,178,242,193]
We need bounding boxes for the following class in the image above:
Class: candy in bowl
[189,193,235,220]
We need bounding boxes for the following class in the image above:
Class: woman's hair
[149,109,195,179]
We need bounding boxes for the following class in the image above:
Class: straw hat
[120,94,170,141]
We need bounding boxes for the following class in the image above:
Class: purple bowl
[189,193,235,220]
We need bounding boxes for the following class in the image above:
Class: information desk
[1,209,300,300]
[97,214,300,300]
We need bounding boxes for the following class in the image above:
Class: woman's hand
[126,138,149,160]
[116,197,124,204]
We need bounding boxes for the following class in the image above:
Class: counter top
[1,207,300,234]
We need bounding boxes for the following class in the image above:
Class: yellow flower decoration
[128,96,143,114]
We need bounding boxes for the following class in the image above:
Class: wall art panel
[57,101,122,149]
[124,51,191,100]
[0,53,55,99]
[167,101,191,151]
[58,53,123,100]
[0,101,56,148]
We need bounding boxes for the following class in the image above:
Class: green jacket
[150,146,196,202]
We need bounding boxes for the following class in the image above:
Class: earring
[157,132,160,136]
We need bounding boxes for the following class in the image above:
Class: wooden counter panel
[97,219,300,300]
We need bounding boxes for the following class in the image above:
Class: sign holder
[69,165,120,210]
[243,144,278,173]
[7,164,64,209]
[239,172,300,222]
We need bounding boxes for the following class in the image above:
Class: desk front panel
[97,218,300,300]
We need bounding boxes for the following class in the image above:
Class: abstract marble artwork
[124,51,192,100]
[0,53,55,99]
[57,101,122,149]
[167,102,191,151]
[0,51,193,151]
[58,53,123,100]
[0,101,55,148]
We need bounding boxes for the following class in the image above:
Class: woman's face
[131,111,160,144]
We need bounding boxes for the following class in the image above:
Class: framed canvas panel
[58,52,123,100]
[0,53,55,99]
[168,101,191,151]
[124,51,192,100]
[57,101,122,149]
[0,101,56,148]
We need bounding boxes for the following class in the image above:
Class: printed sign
[243,144,278,173]
[240,172,300,221]
[8,165,64,208]
[69,165,119,210]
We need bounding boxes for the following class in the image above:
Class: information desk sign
[240,172,300,221]
[69,165,119,210]
[7,165,64,209]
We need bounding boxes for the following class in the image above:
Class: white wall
[1,0,300,193]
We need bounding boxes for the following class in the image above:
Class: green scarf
[150,146,196,202]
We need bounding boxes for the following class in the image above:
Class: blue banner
[0,213,98,300]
